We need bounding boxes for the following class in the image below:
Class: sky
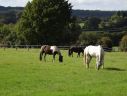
[0,0,127,11]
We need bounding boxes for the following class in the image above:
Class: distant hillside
[72,10,117,19]
[0,6,127,24]
[0,6,23,24]
[72,10,127,20]
[0,6,23,13]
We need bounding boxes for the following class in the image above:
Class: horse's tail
[100,46,104,67]
[99,45,103,62]
[82,48,84,56]
[84,50,86,64]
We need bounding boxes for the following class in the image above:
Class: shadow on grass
[105,67,126,71]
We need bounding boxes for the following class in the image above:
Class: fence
[0,44,120,52]
[0,45,39,51]
[0,45,75,50]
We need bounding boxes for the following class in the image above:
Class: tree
[77,32,98,46]
[98,37,112,48]
[0,24,17,45]
[98,20,109,29]
[17,0,72,44]
[83,17,101,30]
[108,11,127,28]
[16,2,34,44]
[69,22,81,44]
[119,35,127,51]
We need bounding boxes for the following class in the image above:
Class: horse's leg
[77,52,80,57]
[40,51,44,61]
[86,57,89,68]
[84,53,88,68]
[86,57,89,69]
[101,54,104,69]
[101,61,104,69]
[44,53,46,62]
[41,52,44,60]
[40,52,42,61]
[82,52,84,57]
[52,53,56,62]
[84,52,89,68]
[96,56,98,70]
[83,53,86,66]
[86,55,91,69]
[72,52,73,57]
[87,56,92,68]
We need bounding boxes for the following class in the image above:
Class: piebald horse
[40,45,63,62]
[68,46,84,57]
[84,45,104,70]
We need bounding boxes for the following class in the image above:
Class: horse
[68,46,84,57]
[84,45,104,70]
[40,45,63,62]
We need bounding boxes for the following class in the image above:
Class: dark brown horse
[68,46,84,57]
[40,45,63,62]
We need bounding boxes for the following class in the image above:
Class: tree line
[0,0,127,51]
[1,5,127,24]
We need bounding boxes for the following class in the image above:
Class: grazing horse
[68,46,84,57]
[40,45,63,62]
[84,45,104,70]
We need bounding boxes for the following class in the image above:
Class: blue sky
[0,0,127,10]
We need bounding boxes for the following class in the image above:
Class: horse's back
[50,46,60,53]
[70,46,83,52]
[84,45,104,56]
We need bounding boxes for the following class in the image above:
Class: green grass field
[0,48,127,96]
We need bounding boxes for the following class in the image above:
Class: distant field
[0,48,127,96]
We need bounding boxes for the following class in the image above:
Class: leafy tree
[17,0,72,44]
[77,32,98,46]
[0,24,17,45]
[16,2,37,44]
[108,11,127,28]
[98,36,112,48]
[83,17,101,30]
[69,22,81,44]
[98,20,109,29]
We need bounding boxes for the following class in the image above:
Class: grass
[0,48,127,96]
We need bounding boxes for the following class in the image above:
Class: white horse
[84,45,104,70]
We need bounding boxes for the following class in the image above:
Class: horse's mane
[40,45,48,52]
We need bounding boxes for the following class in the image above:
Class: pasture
[0,48,127,96]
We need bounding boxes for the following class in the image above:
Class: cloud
[69,0,127,10]
[0,0,127,10]
[0,0,31,7]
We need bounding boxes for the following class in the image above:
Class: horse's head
[96,59,104,70]
[97,63,102,70]
[59,55,63,62]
